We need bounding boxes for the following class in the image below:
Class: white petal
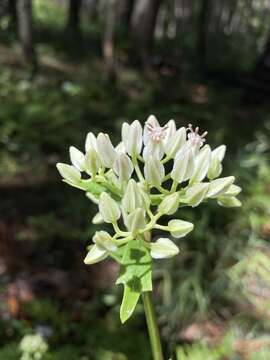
[186,182,209,207]
[126,208,146,233]
[143,114,160,145]
[158,193,179,215]
[218,196,241,207]
[223,184,242,197]
[84,244,108,265]
[85,148,101,175]
[115,141,126,154]
[207,176,235,198]
[122,120,143,157]
[171,147,195,183]
[69,146,85,171]
[122,179,143,213]
[144,155,165,186]
[113,153,134,182]
[212,145,226,162]
[150,238,179,259]
[85,132,97,152]
[56,163,81,183]
[143,141,164,161]
[168,219,194,238]
[164,126,186,158]
[93,231,117,252]
[163,119,176,148]
[99,192,120,223]
[190,145,211,183]
[96,133,117,168]
[92,212,104,224]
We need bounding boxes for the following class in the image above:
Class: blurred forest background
[0,0,270,359]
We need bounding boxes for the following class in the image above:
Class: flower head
[56,115,242,323]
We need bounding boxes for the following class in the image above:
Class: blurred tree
[8,0,17,29]
[119,0,135,34]
[198,0,211,72]
[103,0,117,82]
[85,0,99,22]
[17,0,37,72]
[131,0,162,69]
[67,0,82,32]
[256,31,270,80]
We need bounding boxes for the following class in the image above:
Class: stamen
[187,123,207,147]
[146,123,168,143]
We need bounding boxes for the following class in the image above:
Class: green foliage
[1,0,270,358]
[116,240,152,323]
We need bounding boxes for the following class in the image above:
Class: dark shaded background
[0,1,270,359]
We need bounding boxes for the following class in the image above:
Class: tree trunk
[198,0,211,72]
[17,0,37,71]
[119,0,134,33]
[67,0,82,31]
[131,0,162,69]
[103,0,117,82]
[255,32,270,82]
[8,0,17,29]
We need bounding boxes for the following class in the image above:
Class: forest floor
[1,28,270,359]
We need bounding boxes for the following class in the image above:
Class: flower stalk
[143,291,164,360]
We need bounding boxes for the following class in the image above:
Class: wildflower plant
[57,115,241,359]
[19,334,48,360]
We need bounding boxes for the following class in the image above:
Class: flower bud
[150,238,179,259]
[115,141,126,154]
[122,120,142,157]
[186,182,209,207]
[165,127,186,158]
[217,196,241,207]
[92,212,104,224]
[168,219,194,238]
[190,145,211,183]
[69,146,85,171]
[223,184,241,197]
[126,208,146,233]
[212,145,226,162]
[84,244,108,265]
[163,119,176,144]
[96,133,117,168]
[207,156,222,180]
[93,231,117,252]
[85,132,97,152]
[171,147,195,183]
[85,147,101,175]
[56,163,81,183]
[207,176,235,198]
[158,193,179,215]
[138,184,151,209]
[163,120,176,153]
[144,155,165,186]
[113,153,134,182]
[122,179,143,213]
[99,192,120,223]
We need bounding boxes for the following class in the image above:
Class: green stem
[142,292,164,360]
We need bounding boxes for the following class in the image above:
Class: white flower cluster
[19,334,48,360]
[57,115,241,264]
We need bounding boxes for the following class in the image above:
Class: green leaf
[120,285,140,324]
[116,240,152,323]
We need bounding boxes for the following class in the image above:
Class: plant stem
[142,291,164,360]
